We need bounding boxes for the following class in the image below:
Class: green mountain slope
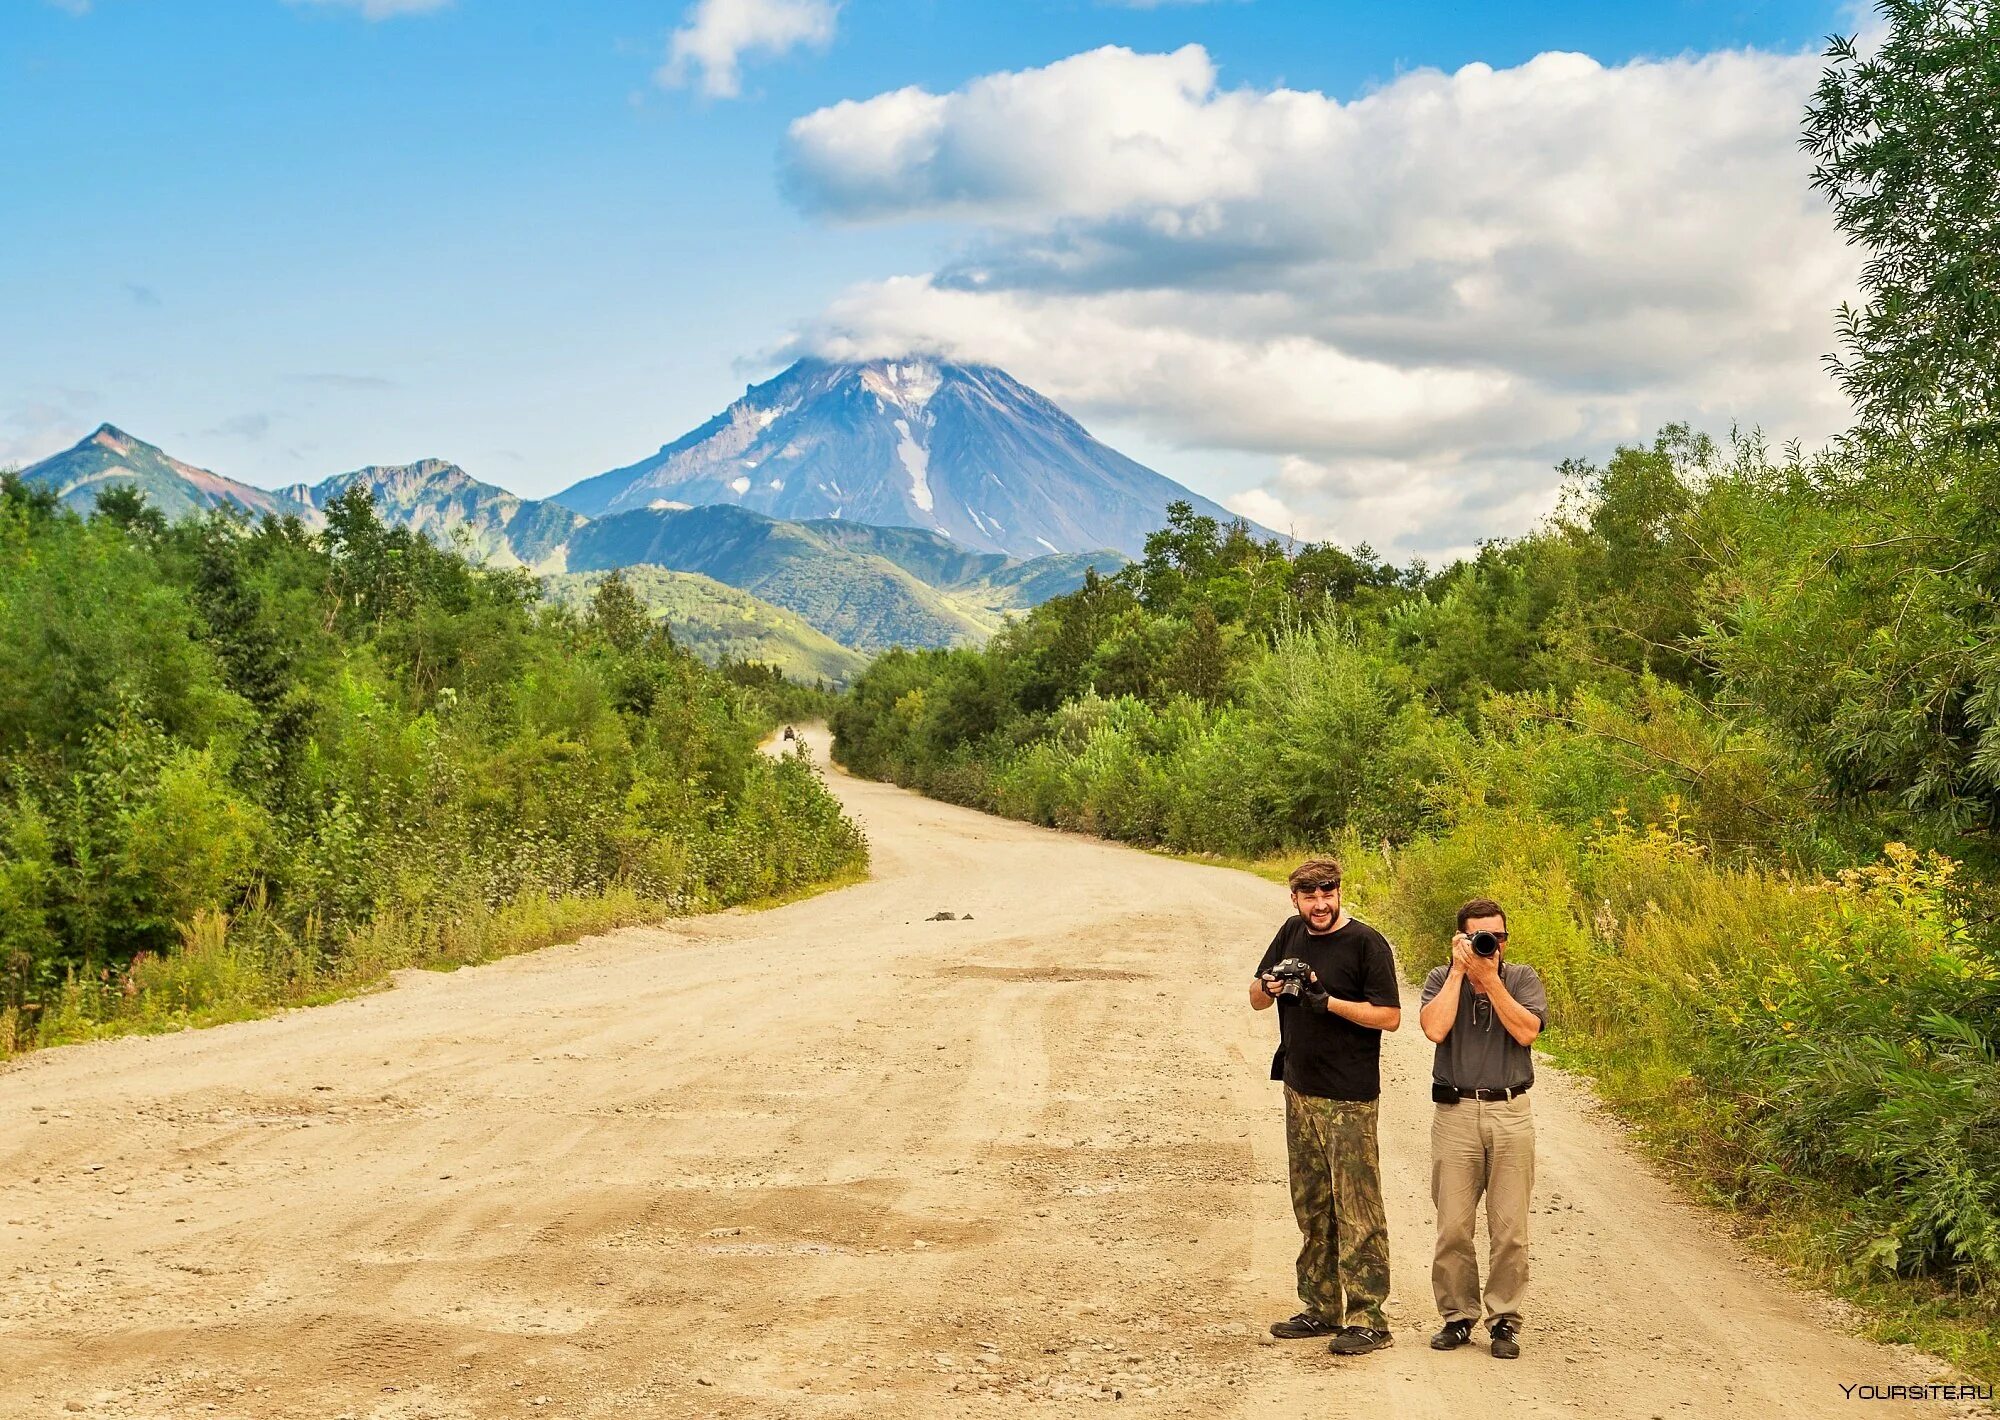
[801,519,1014,589]
[565,504,995,652]
[543,569,868,685]
[957,550,1128,612]
[17,425,313,523]
[800,520,1125,606]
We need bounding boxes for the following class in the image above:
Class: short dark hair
[1457,897,1507,932]
[1288,859,1342,892]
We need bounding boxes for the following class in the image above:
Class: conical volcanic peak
[556,357,1269,558]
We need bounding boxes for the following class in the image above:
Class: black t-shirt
[1255,916,1402,1101]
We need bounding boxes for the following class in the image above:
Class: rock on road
[0,728,1970,1418]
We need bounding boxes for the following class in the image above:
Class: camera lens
[1470,930,1501,957]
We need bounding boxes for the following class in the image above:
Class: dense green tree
[1698,0,2000,837]
[587,569,650,653]
[1806,0,2000,448]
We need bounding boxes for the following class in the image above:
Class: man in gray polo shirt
[1417,896,1548,1360]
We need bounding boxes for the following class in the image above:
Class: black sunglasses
[1293,881,1341,895]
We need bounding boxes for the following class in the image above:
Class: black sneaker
[1489,1321,1521,1360]
[1328,1326,1395,1356]
[1430,1319,1474,1350]
[1269,1312,1338,1340]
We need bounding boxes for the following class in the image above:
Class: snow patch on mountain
[893,418,934,514]
[730,476,751,494]
[863,359,941,410]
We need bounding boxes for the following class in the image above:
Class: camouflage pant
[1284,1086,1390,1329]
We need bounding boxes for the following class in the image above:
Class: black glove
[1300,980,1333,1013]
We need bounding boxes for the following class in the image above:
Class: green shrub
[0,490,867,1054]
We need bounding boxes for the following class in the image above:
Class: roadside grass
[1180,839,2000,1391]
[5,889,671,1057]
[724,859,872,915]
[1,858,872,1063]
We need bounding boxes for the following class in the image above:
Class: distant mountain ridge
[19,435,585,572]
[18,425,313,524]
[554,357,1273,558]
[16,424,1124,656]
[304,460,585,572]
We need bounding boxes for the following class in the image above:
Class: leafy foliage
[1805,0,2000,448]
[0,482,865,1052]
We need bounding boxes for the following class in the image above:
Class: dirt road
[0,729,1974,1418]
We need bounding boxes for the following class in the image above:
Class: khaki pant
[1431,1094,1534,1329]
[1284,1086,1390,1329]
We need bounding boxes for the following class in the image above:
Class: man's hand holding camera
[1457,933,1502,992]
[1258,960,1396,1029]
[1426,929,1538,1049]
[1257,965,1324,1009]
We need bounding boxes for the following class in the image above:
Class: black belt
[1448,1083,1531,1101]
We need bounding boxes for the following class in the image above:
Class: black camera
[1264,957,1315,997]
[1470,930,1502,958]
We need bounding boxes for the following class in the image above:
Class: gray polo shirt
[1419,960,1549,1092]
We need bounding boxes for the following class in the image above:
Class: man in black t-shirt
[1251,858,1403,1357]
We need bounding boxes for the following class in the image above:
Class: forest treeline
[832,1,2000,1374]
[0,484,865,1054]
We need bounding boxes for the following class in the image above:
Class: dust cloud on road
[0,728,1973,1417]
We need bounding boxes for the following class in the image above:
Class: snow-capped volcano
[554,358,1269,558]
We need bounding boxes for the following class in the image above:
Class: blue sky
[3,0,1860,552]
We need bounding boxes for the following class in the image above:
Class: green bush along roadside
[0,485,866,1057]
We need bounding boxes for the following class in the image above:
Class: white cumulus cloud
[781,43,1860,558]
[662,0,840,100]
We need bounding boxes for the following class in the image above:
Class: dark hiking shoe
[1489,1321,1521,1360]
[1328,1326,1395,1356]
[1269,1312,1339,1340]
[1430,1319,1474,1350]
